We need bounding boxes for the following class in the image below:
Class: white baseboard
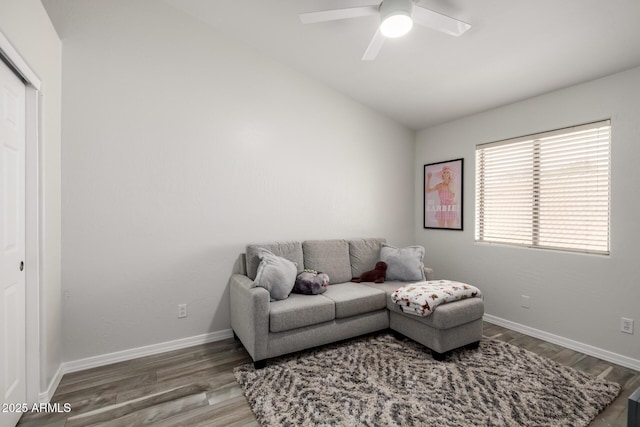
[42,320,638,402]
[40,364,64,403]
[41,329,234,402]
[63,329,234,374]
[484,314,640,371]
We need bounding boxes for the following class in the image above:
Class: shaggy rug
[234,332,621,426]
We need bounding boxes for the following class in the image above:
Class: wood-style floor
[17,322,639,426]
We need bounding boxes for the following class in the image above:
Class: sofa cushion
[379,244,426,281]
[321,282,387,319]
[364,281,485,330]
[252,249,297,301]
[246,241,303,280]
[348,238,386,279]
[362,281,410,306]
[269,294,335,333]
[388,296,484,330]
[302,240,351,284]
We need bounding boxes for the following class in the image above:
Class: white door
[0,60,27,427]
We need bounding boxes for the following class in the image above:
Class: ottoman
[389,295,484,360]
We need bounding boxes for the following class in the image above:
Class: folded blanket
[391,280,481,317]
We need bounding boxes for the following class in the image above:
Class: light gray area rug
[234,332,621,426]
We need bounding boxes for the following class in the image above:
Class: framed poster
[424,158,463,230]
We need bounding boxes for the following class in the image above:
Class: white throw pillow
[252,249,297,301]
[380,244,426,281]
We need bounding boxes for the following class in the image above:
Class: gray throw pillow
[252,249,297,301]
[379,244,426,281]
[245,241,303,280]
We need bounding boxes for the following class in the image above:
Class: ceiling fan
[299,0,471,60]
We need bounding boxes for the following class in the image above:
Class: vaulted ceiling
[163,0,640,130]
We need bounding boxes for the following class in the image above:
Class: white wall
[416,67,640,364]
[45,0,415,362]
[0,0,62,395]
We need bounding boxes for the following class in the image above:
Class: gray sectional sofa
[229,238,484,368]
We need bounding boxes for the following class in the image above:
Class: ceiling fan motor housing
[379,0,414,37]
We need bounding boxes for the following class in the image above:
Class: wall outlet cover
[178,304,188,319]
[621,318,634,334]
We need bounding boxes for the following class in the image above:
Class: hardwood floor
[17,322,639,426]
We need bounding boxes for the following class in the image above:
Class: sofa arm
[424,267,434,281]
[229,274,269,362]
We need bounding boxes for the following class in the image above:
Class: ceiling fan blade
[300,6,378,24]
[362,28,385,61]
[412,6,471,36]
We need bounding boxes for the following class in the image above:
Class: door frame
[0,31,43,405]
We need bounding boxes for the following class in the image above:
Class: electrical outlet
[621,318,634,334]
[521,295,530,309]
[178,304,187,319]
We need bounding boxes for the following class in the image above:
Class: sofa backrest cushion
[348,238,387,279]
[246,241,304,280]
[302,239,351,284]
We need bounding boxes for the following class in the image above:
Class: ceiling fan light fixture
[380,14,413,38]
[379,0,414,38]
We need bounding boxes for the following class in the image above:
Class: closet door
[0,59,27,427]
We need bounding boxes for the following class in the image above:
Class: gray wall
[0,0,62,394]
[415,66,640,363]
[45,0,416,362]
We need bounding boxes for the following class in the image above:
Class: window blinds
[475,120,611,255]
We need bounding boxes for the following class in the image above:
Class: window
[475,120,611,255]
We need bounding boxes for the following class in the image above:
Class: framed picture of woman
[424,158,463,230]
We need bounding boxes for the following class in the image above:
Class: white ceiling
[170,1,640,130]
